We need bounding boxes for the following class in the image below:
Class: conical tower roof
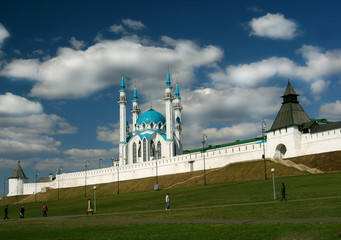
[270,82,310,131]
[9,161,28,179]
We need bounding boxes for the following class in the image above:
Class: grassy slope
[1,172,341,239]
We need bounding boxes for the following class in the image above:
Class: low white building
[7,81,341,196]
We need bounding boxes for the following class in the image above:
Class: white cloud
[0,37,223,100]
[0,92,43,116]
[0,93,77,156]
[122,19,146,30]
[96,123,120,144]
[0,23,10,47]
[249,13,298,40]
[211,57,295,87]
[210,45,341,89]
[69,37,86,50]
[311,79,330,95]
[319,100,341,121]
[109,24,125,33]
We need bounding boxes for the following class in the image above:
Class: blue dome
[137,109,166,125]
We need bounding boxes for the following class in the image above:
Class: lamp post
[85,160,89,197]
[57,166,63,200]
[271,168,276,200]
[35,171,39,203]
[262,121,268,180]
[202,134,208,186]
[3,179,7,205]
[99,158,102,169]
[93,186,97,213]
[115,158,120,195]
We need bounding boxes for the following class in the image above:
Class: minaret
[118,75,128,165]
[131,86,140,134]
[164,71,174,157]
[173,83,183,143]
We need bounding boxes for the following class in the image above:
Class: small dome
[137,109,166,125]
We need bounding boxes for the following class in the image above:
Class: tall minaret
[164,71,174,157]
[118,75,128,165]
[131,86,140,134]
[173,83,183,143]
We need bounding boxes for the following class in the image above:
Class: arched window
[157,141,161,159]
[143,138,147,162]
[138,141,141,157]
[133,142,137,163]
[150,140,155,157]
[150,122,154,129]
[158,122,162,129]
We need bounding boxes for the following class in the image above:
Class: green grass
[1,172,341,239]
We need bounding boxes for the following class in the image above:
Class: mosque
[118,71,183,166]
[7,72,341,197]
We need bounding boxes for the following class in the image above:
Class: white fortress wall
[300,128,341,156]
[18,139,263,195]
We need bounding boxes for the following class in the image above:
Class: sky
[1,0,341,194]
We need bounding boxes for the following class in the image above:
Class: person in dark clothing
[281,182,287,201]
[20,206,25,218]
[4,205,9,219]
[42,204,48,217]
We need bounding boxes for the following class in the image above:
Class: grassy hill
[2,150,341,205]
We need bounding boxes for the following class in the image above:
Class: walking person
[165,193,170,210]
[42,203,48,217]
[86,199,93,215]
[281,182,287,201]
[4,205,9,220]
[20,206,25,219]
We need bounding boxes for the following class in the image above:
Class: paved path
[1,196,341,225]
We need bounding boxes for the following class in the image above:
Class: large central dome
[137,109,166,125]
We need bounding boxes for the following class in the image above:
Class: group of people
[3,203,48,220]
[3,184,287,219]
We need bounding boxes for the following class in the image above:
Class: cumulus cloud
[0,93,77,156]
[0,23,10,47]
[210,45,341,90]
[109,24,125,33]
[249,13,298,40]
[69,37,86,50]
[319,100,341,121]
[0,37,223,100]
[122,19,146,30]
[96,123,120,144]
[311,79,330,96]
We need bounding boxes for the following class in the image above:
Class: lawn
[1,172,341,239]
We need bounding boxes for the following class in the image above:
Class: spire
[9,161,28,179]
[133,87,138,101]
[120,75,126,91]
[175,83,180,99]
[166,71,171,87]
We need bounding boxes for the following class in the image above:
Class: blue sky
[1,0,341,193]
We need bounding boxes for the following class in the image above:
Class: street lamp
[271,168,276,200]
[85,160,89,197]
[99,158,102,169]
[35,171,39,203]
[57,166,63,200]
[202,134,208,186]
[3,179,7,205]
[115,158,120,195]
[93,186,97,213]
[262,121,268,180]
